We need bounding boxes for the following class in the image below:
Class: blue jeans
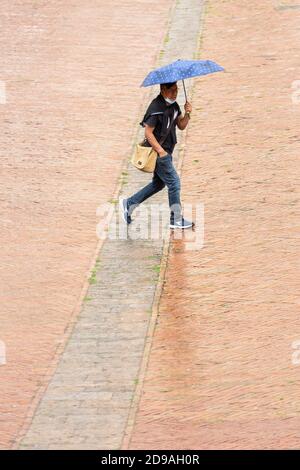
[127,153,182,221]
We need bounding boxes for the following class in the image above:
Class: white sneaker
[119,197,132,224]
[170,217,195,229]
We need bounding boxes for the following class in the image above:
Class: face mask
[165,97,176,105]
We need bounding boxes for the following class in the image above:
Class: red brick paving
[129,0,300,449]
[0,0,173,449]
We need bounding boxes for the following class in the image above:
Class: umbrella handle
[182,79,190,118]
[182,79,188,102]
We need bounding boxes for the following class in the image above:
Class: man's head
[160,81,178,103]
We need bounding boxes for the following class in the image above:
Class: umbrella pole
[182,79,187,102]
[182,79,191,118]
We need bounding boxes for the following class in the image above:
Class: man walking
[120,81,194,229]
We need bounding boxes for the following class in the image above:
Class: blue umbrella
[141,59,224,101]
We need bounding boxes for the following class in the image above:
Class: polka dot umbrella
[141,58,224,101]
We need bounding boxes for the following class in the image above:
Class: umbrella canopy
[140,59,224,87]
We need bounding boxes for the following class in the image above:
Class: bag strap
[158,110,178,145]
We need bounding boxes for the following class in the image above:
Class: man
[120,81,194,229]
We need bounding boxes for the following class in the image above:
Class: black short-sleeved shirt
[141,93,182,155]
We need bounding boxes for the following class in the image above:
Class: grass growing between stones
[88,268,97,285]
